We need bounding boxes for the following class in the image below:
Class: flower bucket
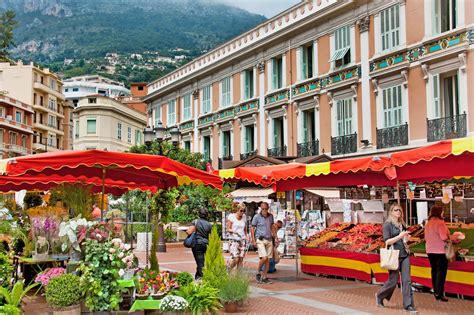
[52,304,81,315]
[223,301,238,313]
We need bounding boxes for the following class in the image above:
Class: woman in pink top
[425,205,450,302]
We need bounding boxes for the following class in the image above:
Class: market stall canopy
[217,163,305,186]
[304,189,340,199]
[0,150,223,190]
[230,187,274,203]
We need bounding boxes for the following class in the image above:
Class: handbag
[273,246,281,264]
[380,245,399,270]
[183,220,199,248]
[445,240,456,262]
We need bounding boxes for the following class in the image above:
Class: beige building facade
[73,96,146,152]
[0,61,72,153]
[144,0,474,169]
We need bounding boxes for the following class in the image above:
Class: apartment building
[115,82,148,114]
[144,0,474,169]
[73,95,146,152]
[0,95,34,158]
[0,61,71,153]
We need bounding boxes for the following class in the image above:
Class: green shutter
[302,112,308,143]
[301,47,308,80]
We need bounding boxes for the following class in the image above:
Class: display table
[12,255,69,282]
[130,299,161,311]
[300,247,474,297]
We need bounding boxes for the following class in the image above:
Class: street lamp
[143,120,180,253]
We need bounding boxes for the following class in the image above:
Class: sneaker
[375,293,384,308]
[256,273,262,283]
[404,306,417,313]
[262,278,273,284]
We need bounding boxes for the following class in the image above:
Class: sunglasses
[393,209,402,212]
[238,210,245,213]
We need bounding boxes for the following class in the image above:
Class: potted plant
[218,271,249,313]
[45,274,83,315]
[34,267,65,287]
[58,218,94,261]
[0,280,39,314]
[159,295,189,315]
[175,282,221,314]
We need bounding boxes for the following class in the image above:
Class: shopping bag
[380,245,399,270]
[183,232,196,248]
[445,241,456,262]
[273,246,281,264]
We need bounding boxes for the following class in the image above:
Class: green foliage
[0,281,38,314]
[0,221,32,257]
[202,226,227,290]
[0,10,18,60]
[49,184,94,219]
[0,253,12,288]
[174,282,221,315]
[164,227,176,242]
[149,188,179,224]
[219,270,250,302]
[78,239,122,311]
[45,274,83,308]
[22,193,43,210]
[174,272,193,287]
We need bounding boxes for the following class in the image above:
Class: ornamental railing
[376,123,408,149]
[297,139,319,158]
[240,150,257,160]
[267,145,287,158]
[331,133,357,155]
[427,113,466,142]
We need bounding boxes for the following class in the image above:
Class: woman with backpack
[186,208,213,279]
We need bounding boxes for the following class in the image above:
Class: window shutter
[244,71,250,99]
[272,59,278,90]
[433,0,440,35]
[302,112,308,143]
[273,120,279,147]
[302,47,308,80]
[245,127,250,152]
[433,74,440,118]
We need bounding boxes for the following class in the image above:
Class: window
[381,5,400,51]
[299,44,314,80]
[0,107,4,117]
[243,69,254,100]
[168,100,176,126]
[23,112,27,124]
[382,85,403,127]
[75,121,79,138]
[244,125,254,153]
[221,77,231,107]
[433,72,459,119]
[15,112,21,123]
[433,0,457,34]
[48,115,55,128]
[40,96,43,106]
[153,106,161,127]
[135,130,142,145]
[182,94,191,121]
[138,86,144,91]
[48,99,56,111]
[272,117,284,148]
[87,119,96,134]
[117,122,122,140]
[272,56,283,90]
[330,25,351,68]
[336,99,353,136]
[222,131,231,158]
[65,88,69,92]
[72,88,79,92]
[88,98,97,104]
[203,136,211,161]
[10,133,16,145]
[21,135,26,148]
[127,127,132,143]
[184,141,191,151]
[202,85,211,114]
[302,110,315,143]
[49,79,56,90]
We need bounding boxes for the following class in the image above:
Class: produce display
[411,227,473,259]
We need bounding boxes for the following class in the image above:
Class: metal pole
[295,209,299,278]
[450,199,453,223]
[396,180,401,206]
[101,168,106,221]
[145,205,149,268]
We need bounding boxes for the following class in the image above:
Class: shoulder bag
[445,239,456,262]
[380,245,400,270]
[183,220,199,248]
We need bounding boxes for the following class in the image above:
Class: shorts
[229,239,246,258]
[256,239,273,258]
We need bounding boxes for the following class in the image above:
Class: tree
[0,10,18,61]
[202,225,227,289]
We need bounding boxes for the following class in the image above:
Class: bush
[175,272,193,287]
[45,274,83,308]
[0,253,12,288]
[174,282,221,314]
[219,271,249,302]
[164,228,176,242]
[202,225,227,290]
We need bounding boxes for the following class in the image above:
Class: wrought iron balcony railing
[240,150,257,160]
[297,139,319,158]
[376,123,408,149]
[267,145,287,158]
[218,155,233,169]
[331,133,357,155]
[427,113,466,142]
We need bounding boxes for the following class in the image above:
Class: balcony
[376,123,408,149]
[33,103,65,118]
[240,149,257,160]
[427,113,467,142]
[218,155,233,169]
[331,133,357,155]
[6,144,32,156]
[33,139,62,152]
[267,145,287,158]
[33,122,64,135]
[33,81,65,100]
[297,140,319,158]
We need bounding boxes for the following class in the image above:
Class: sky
[211,0,300,18]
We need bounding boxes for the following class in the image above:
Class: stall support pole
[396,180,401,206]
[295,209,299,277]
[450,199,453,223]
[101,168,106,221]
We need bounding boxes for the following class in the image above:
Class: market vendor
[92,204,101,220]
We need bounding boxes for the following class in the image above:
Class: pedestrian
[226,203,248,271]
[186,208,213,280]
[251,201,274,284]
[376,204,417,313]
[425,205,454,302]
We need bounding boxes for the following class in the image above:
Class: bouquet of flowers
[135,269,178,296]
[34,267,65,286]
[58,218,94,252]
[159,295,188,312]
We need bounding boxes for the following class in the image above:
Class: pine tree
[202,225,228,289]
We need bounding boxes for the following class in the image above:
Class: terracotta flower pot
[223,301,238,313]
[52,304,81,315]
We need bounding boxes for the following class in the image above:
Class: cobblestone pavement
[135,244,474,315]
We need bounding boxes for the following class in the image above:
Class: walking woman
[425,205,453,302]
[226,203,248,270]
[376,204,417,313]
[186,208,212,280]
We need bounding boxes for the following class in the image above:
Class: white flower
[109,248,116,254]
[118,252,124,258]
[96,234,103,241]
[118,269,125,277]
[122,257,128,263]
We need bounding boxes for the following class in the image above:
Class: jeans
[377,256,414,309]
[192,243,208,279]
[428,253,448,298]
